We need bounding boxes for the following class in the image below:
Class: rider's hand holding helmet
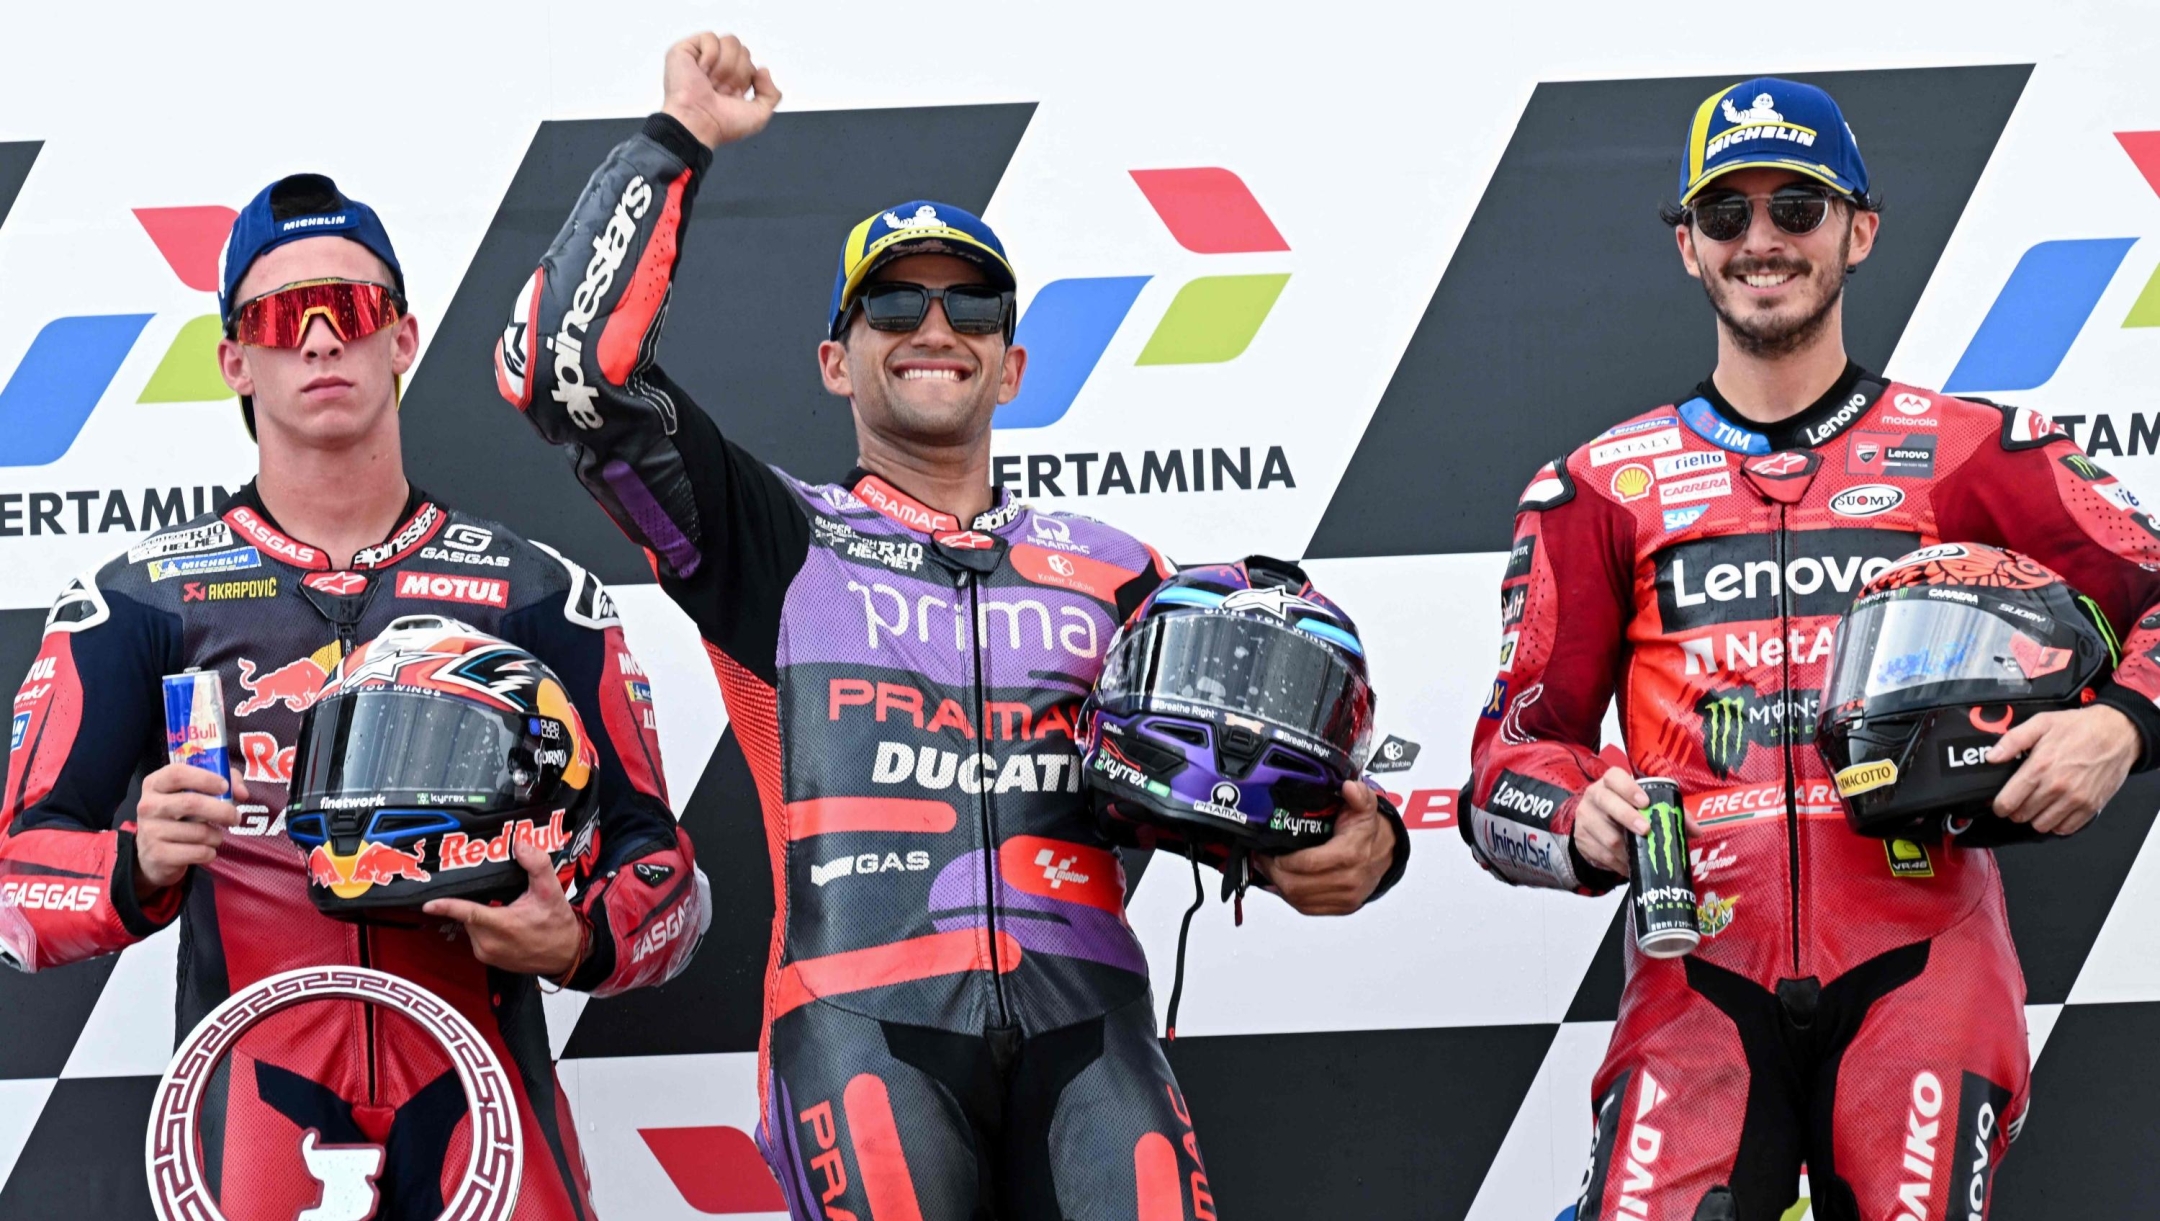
[1816,543,2120,844]
[287,615,605,919]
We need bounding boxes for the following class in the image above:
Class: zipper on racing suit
[327,612,380,1102]
[1775,508,1803,976]
[964,574,1012,1027]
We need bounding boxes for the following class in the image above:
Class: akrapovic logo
[1654,529,1921,630]
[552,174,653,429]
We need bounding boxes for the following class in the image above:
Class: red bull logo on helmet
[306,840,432,899]
[438,810,570,872]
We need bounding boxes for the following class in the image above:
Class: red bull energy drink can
[162,669,231,787]
[1629,777,1699,958]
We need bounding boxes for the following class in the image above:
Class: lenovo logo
[1653,529,1919,630]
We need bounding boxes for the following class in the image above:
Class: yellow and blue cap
[1679,77,1870,205]
[828,201,1016,339]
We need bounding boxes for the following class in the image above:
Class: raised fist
[662,33,782,149]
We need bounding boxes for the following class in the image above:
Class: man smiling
[497,30,1410,1219]
[1465,77,2160,1219]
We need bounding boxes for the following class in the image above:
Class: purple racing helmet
[1078,555,1375,860]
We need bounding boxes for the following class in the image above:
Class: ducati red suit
[1465,366,2160,1221]
[0,484,708,1220]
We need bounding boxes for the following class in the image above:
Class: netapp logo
[1489,769,1569,827]
[1654,529,1919,630]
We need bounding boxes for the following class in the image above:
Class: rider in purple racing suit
[491,31,1411,1221]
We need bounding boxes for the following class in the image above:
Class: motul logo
[395,570,508,608]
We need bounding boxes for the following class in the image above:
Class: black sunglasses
[846,281,1014,339]
[1687,184,1840,243]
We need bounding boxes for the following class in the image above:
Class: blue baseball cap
[219,173,405,325]
[1678,78,1870,205]
[828,201,1016,339]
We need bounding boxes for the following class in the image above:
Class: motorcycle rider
[495,31,1409,1220]
[0,173,706,1219]
[1466,77,2160,1220]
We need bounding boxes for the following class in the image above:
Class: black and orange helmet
[287,615,602,917]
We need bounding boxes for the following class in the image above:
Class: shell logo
[1609,463,1654,502]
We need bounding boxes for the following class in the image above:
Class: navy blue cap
[1678,78,1870,205]
[219,173,404,323]
[828,201,1016,339]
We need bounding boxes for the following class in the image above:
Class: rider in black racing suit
[492,31,1409,1220]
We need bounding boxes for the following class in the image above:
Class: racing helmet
[287,615,602,917]
[1078,555,1375,860]
[1816,543,2118,841]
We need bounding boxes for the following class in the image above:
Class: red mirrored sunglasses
[228,278,405,349]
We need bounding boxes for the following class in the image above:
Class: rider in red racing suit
[0,486,704,1220]
[1468,368,2160,1218]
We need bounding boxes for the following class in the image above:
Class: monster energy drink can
[1629,776,1699,958]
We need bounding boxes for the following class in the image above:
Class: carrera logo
[395,571,509,608]
[1653,529,1921,630]
[1831,484,1906,517]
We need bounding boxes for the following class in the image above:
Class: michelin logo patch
[147,547,262,582]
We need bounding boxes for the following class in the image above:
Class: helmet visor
[1097,612,1374,768]
[295,688,560,810]
[1826,593,2082,714]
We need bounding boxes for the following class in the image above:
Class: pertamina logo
[993,168,1298,499]
[0,197,245,538]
